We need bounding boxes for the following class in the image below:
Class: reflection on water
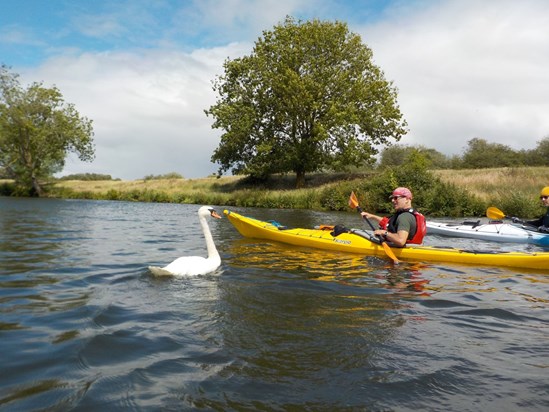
[228,237,432,295]
[228,238,370,275]
[1,198,548,411]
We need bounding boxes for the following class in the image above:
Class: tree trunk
[295,170,306,188]
[32,176,43,197]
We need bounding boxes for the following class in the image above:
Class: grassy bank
[433,167,549,201]
[47,174,334,210]
[432,167,549,218]
[38,166,549,219]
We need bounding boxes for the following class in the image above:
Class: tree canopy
[0,65,95,196]
[460,138,520,169]
[379,144,450,169]
[521,136,549,166]
[378,137,549,170]
[206,17,407,188]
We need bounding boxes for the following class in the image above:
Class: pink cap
[390,187,413,199]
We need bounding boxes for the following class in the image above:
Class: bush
[489,192,542,220]
[343,159,487,217]
[0,181,15,196]
[319,183,356,211]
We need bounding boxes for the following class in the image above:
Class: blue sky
[1,0,548,179]
[1,0,399,65]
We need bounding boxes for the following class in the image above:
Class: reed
[433,167,549,200]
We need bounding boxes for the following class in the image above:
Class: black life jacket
[542,209,549,227]
[379,208,427,245]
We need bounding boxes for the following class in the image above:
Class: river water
[1,197,548,411]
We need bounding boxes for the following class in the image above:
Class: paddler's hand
[374,229,389,239]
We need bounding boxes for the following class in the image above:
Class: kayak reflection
[226,238,431,295]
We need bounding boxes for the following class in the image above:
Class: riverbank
[37,166,548,218]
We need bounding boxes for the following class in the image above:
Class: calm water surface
[1,197,548,411]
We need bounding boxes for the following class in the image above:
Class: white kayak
[427,220,549,246]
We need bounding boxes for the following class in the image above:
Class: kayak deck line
[224,210,549,271]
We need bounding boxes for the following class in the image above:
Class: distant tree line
[57,173,115,181]
[143,172,183,180]
[378,137,549,169]
[54,172,184,181]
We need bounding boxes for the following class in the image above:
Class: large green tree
[206,17,407,188]
[0,65,95,196]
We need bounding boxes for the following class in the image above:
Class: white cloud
[174,0,312,41]
[21,43,249,179]
[358,0,549,154]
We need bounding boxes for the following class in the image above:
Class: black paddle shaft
[355,205,377,232]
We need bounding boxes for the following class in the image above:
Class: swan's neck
[199,215,219,259]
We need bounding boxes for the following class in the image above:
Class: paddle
[486,207,524,224]
[349,191,400,264]
[486,207,538,229]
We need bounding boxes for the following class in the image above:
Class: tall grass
[434,167,549,217]
[22,166,549,218]
[49,176,326,210]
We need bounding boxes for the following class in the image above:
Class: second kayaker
[520,186,549,233]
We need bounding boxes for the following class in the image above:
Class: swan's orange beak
[210,210,222,219]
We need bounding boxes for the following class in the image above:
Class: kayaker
[520,186,549,233]
[360,187,426,246]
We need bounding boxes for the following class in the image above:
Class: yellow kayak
[224,210,549,271]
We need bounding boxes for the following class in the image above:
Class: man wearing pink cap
[360,187,426,247]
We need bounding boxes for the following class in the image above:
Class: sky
[1,0,548,180]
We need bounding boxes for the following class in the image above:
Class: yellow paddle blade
[348,191,359,209]
[381,242,400,264]
[349,190,399,264]
[486,207,505,220]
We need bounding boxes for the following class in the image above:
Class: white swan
[149,206,222,276]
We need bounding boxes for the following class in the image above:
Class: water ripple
[1,199,549,410]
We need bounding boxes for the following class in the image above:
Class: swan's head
[198,205,222,219]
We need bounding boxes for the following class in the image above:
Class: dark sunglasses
[390,195,405,200]
[541,196,549,200]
